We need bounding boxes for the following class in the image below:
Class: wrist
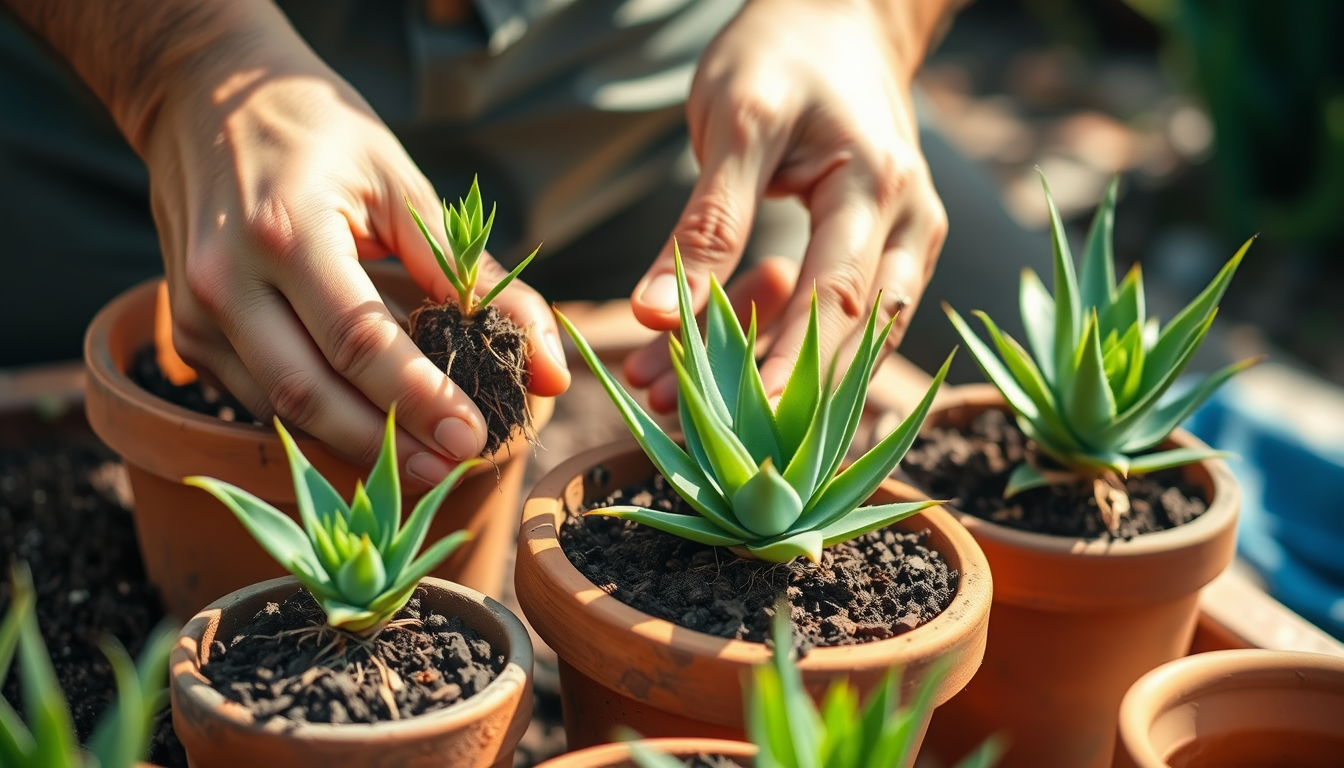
[851,0,963,82]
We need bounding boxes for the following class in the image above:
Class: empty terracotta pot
[1115,649,1344,767]
[913,386,1239,768]
[536,738,757,767]
[515,438,993,760]
[85,274,551,618]
[170,576,532,767]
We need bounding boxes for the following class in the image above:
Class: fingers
[263,211,492,472]
[757,167,889,398]
[630,116,784,331]
[626,256,799,413]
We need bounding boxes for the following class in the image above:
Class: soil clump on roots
[410,302,532,456]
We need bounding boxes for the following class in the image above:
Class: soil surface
[561,473,958,647]
[201,588,503,725]
[410,302,531,455]
[901,409,1209,539]
[130,344,258,424]
[0,440,183,762]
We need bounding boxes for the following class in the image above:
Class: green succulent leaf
[818,301,896,486]
[1119,356,1264,454]
[818,500,939,548]
[971,310,1078,451]
[335,535,387,606]
[673,243,734,426]
[384,459,479,580]
[556,308,747,537]
[406,198,466,299]
[364,405,402,548]
[774,292,822,463]
[1020,268,1057,382]
[87,622,176,768]
[274,418,352,531]
[1099,264,1145,344]
[731,458,803,538]
[1064,311,1118,444]
[369,530,472,620]
[745,530,825,563]
[1079,176,1119,314]
[1041,171,1082,385]
[1003,462,1052,498]
[588,507,747,547]
[735,309,783,467]
[670,350,756,496]
[17,579,77,768]
[947,304,1042,424]
[1127,447,1233,474]
[184,477,325,588]
[477,244,539,311]
[706,275,749,414]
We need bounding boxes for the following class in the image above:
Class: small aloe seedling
[406,175,540,317]
[946,174,1262,509]
[187,408,479,634]
[557,245,953,563]
[0,563,176,768]
[627,603,1003,768]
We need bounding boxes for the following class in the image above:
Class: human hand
[625,0,950,413]
[137,12,569,484]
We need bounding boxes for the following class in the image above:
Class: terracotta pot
[914,385,1239,768]
[536,738,757,768]
[1114,649,1344,768]
[170,576,532,767]
[85,275,552,618]
[515,438,993,759]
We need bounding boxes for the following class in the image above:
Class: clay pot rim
[170,575,532,740]
[84,277,550,483]
[519,436,993,675]
[1117,649,1344,767]
[537,738,757,767]
[923,384,1239,558]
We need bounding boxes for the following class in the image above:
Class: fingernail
[435,417,483,461]
[407,452,452,485]
[542,329,566,366]
[638,273,679,314]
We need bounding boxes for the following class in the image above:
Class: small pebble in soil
[561,473,958,648]
[901,409,1209,539]
[201,588,504,726]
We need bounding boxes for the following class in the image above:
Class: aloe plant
[186,408,478,634]
[0,563,176,768]
[406,175,540,317]
[627,602,1003,768]
[947,173,1262,500]
[557,245,953,563]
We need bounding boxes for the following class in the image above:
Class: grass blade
[477,243,538,311]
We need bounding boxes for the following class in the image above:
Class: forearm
[2,0,316,153]
[856,0,968,80]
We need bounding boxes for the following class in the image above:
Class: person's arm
[4,0,570,482]
[625,0,964,411]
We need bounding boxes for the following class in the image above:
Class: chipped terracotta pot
[85,275,551,617]
[515,438,993,761]
[1114,649,1344,768]
[536,738,757,768]
[170,576,532,768]
[913,385,1239,768]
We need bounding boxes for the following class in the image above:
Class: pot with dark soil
[85,249,550,616]
[171,576,531,768]
[171,412,532,766]
[516,255,992,758]
[905,178,1251,768]
[1114,649,1344,768]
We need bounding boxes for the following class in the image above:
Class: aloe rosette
[947,174,1262,498]
[405,175,539,317]
[557,246,953,563]
[186,408,478,634]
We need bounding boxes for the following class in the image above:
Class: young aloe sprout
[556,244,954,563]
[405,175,541,317]
[626,602,1004,768]
[186,407,479,634]
[0,563,177,768]
[946,173,1263,506]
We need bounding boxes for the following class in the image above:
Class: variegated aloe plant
[947,174,1261,509]
[187,408,478,634]
[557,246,953,563]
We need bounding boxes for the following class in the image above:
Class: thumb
[631,140,775,331]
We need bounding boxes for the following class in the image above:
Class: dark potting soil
[901,408,1209,540]
[410,302,532,456]
[0,441,182,761]
[201,588,503,725]
[130,344,259,424]
[561,473,958,648]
